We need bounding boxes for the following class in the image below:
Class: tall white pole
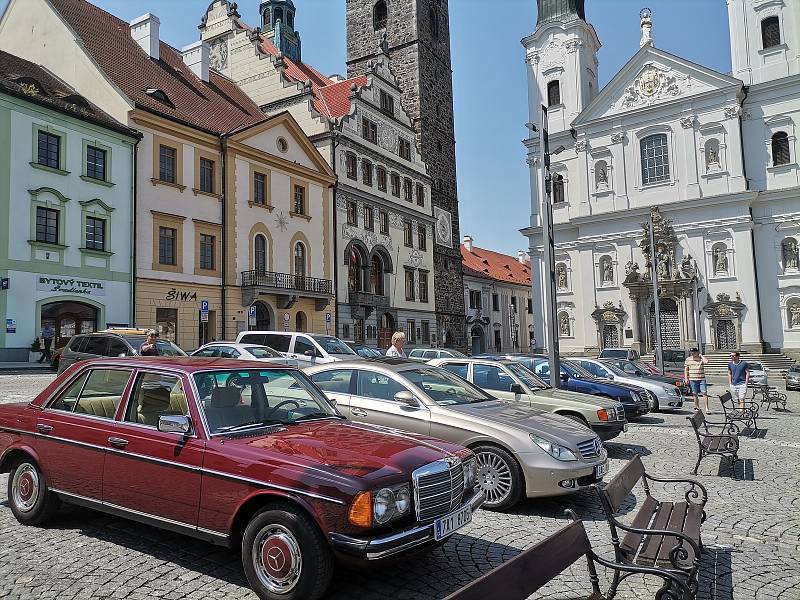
[649,210,664,375]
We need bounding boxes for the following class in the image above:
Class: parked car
[659,348,689,371]
[407,348,468,362]
[572,358,684,412]
[428,357,627,441]
[235,331,358,364]
[345,343,384,359]
[191,342,298,367]
[305,359,610,511]
[476,354,651,419]
[786,364,800,391]
[57,329,186,373]
[0,358,483,600]
[604,357,685,385]
[597,347,641,361]
[747,361,768,386]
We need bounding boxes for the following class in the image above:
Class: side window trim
[49,368,135,421]
[121,369,194,434]
[45,368,91,412]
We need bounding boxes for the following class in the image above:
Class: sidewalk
[0,362,55,372]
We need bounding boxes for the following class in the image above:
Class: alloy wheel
[475,451,513,506]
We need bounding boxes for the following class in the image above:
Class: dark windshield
[506,362,548,390]
[404,368,494,405]
[562,360,592,378]
[600,349,627,358]
[193,369,338,434]
[123,336,186,356]
[247,346,283,359]
[311,336,356,355]
[600,362,626,377]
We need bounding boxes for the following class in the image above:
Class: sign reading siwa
[37,276,106,297]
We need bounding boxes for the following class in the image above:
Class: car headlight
[629,391,639,401]
[372,485,411,525]
[530,433,577,461]
[463,457,477,490]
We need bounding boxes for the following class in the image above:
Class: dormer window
[547,80,561,107]
[761,16,781,50]
[146,88,174,108]
[62,94,94,112]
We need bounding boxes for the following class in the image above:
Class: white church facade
[522,0,800,359]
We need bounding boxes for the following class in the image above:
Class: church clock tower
[345,0,466,350]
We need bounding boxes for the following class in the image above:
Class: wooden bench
[444,510,695,600]
[718,391,759,433]
[688,410,740,475]
[748,383,787,411]
[591,455,706,599]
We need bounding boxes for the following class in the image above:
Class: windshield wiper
[290,412,345,423]
[214,420,283,433]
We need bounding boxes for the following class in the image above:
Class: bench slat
[619,495,659,557]
[680,504,704,566]
[604,455,646,513]
[443,520,592,600]
[655,502,688,568]
[637,502,674,566]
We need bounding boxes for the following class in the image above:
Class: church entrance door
[649,298,680,350]
[602,325,619,348]
[715,320,737,350]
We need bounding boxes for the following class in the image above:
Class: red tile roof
[49,0,265,135]
[461,245,532,286]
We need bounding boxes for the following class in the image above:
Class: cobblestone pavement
[1,372,799,599]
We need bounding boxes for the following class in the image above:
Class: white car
[747,361,768,386]
[235,331,360,364]
[572,358,684,412]
[190,342,299,367]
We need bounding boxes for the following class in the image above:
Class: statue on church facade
[680,254,694,279]
[713,246,728,274]
[601,257,614,283]
[556,263,568,290]
[790,303,800,328]
[559,313,571,336]
[783,238,799,270]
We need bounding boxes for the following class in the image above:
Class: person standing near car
[727,351,750,409]
[385,331,406,358]
[139,330,160,356]
[37,324,55,364]
[684,347,709,412]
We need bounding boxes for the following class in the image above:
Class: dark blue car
[476,354,651,419]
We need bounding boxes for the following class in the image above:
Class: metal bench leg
[692,451,703,475]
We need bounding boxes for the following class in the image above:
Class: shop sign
[165,288,198,302]
[5,318,15,333]
[37,275,105,297]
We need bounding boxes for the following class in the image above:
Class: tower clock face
[209,38,228,71]
[435,208,453,247]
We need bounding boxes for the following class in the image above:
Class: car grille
[576,437,602,459]
[637,391,650,404]
[413,459,465,522]
[612,405,626,421]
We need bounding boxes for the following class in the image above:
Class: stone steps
[641,352,797,377]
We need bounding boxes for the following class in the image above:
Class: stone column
[630,296,643,353]
[685,290,697,347]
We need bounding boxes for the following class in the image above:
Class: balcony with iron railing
[348,290,390,308]
[241,270,333,309]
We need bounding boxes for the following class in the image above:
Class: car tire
[241,503,333,600]
[648,392,659,412]
[473,445,524,511]
[7,458,60,525]
[562,413,589,427]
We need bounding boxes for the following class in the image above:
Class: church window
[551,174,565,203]
[429,7,440,40]
[772,131,790,166]
[286,10,294,29]
[640,134,670,184]
[274,7,284,23]
[373,1,388,31]
[761,16,781,49]
[547,80,561,107]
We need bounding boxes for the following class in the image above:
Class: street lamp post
[649,209,665,375]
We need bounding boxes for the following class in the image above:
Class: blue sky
[2,0,732,255]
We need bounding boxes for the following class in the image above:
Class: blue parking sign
[249,305,257,318]
[200,300,209,313]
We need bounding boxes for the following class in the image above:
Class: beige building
[0,0,335,349]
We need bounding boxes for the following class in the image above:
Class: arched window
[761,16,781,49]
[295,311,307,333]
[640,133,670,184]
[429,6,439,40]
[254,234,267,273]
[294,242,306,278]
[547,80,561,107]
[348,247,364,292]
[274,7,283,23]
[262,7,271,27]
[286,10,294,29]
[552,173,565,203]
[772,131,790,166]
[370,255,384,296]
[373,0,388,31]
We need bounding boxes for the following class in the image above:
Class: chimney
[130,13,160,60]
[182,41,211,82]
[463,235,473,253]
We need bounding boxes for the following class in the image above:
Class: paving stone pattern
[1,373,799,599]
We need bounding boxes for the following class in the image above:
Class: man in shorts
[727,351,750,409]
[684,347,709,412]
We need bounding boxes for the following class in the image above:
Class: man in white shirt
[385,331,406,358]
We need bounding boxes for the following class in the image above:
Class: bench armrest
[703,419,740,436]
[642,474,708,508]
[607,520,703,573]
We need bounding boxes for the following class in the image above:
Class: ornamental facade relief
[619,63,686,109]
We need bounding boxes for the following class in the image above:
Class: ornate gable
[574,45,743,126]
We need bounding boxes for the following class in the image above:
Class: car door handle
[107,437,129,449]
[351,408,368,418]
[36,423,53,434]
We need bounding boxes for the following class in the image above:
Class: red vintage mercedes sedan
[0,358,482,600]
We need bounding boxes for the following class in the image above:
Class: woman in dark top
[139,331,161,356]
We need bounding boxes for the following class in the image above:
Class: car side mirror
[158,414,192,436]
[607,373,614,380]
[560,373,569,382]
[327,397,337,407]
[304,350,317,358]
[394,390,420,407]
[510,383,524,394]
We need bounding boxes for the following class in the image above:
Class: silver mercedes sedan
[304,359,609,511]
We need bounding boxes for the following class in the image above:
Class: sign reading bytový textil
[37,276,106,297]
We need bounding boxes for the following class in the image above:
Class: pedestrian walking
[139,330,161,356]
[37,324,55,364]
[684,347,710,412]
[385,331,406,358]
[727,351,750,409]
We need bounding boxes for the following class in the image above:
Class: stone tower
[345,0,466,349]
[260,0,302,63]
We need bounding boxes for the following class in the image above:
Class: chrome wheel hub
[12,464,39,513]
[252,524,302,594]
[475,452,513,506]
